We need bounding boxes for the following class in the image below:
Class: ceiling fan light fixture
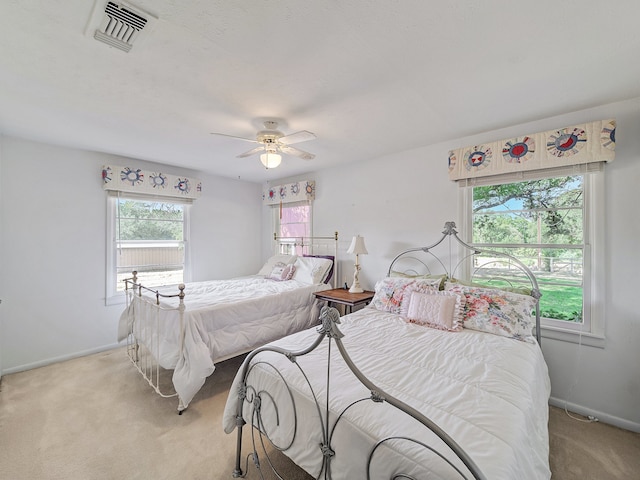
[211,120,316,168]
[260,152,282,169]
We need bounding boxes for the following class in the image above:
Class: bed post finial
[443,221,458,236]
[319,306,344,339]
[178,284,186,307]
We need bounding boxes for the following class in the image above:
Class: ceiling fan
[211,120,316,168]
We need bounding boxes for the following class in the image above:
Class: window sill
[541,325,605,348]
[105,293,126,307]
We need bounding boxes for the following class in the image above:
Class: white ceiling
[1,1,639,183]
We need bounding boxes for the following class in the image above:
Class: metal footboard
[232,306,487,480]
[123,272,188,413]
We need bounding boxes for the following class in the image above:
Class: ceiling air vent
[86,1,156,52]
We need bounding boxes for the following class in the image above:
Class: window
[106,195,190,304]
[278,203,311,238]
[462,169,604,339]
[274,202,311,255]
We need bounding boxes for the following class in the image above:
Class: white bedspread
[118,276,330,409]
[223,307,551,479]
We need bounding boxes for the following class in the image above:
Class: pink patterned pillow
[281,264,296,280]
[400,290,465,331]
[370,277,440,314]
[268,262,296,281]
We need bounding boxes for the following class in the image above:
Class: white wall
[0,136,261,373]
[265,97,640,431]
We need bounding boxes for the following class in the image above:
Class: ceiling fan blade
[278,130,316,145]
[280,145,315,160]
[210,132,259,143]
[237,146,265,158]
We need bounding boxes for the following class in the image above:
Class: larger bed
[117,233,338,413]
[222,222,551,479]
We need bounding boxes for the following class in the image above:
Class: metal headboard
[274,232,339,286]
[387,221,542,344]
[274,232,339,255]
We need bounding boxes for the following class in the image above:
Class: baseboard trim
[2,343,123,376]
[549,396,640,433]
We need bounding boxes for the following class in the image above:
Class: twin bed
[222,222,551,479]
[117,233,338,413]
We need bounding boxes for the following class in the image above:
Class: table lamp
[347,235,368,293]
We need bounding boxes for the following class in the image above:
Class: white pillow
[258,254,297,276]
[292,256,333,285]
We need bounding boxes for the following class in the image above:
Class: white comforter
[223,307,551,479]
[118,276,330,409]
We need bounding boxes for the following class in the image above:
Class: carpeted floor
[1,347,638,479]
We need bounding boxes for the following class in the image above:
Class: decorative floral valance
[263,180,315,206]
[102,165,202,200]
[448,119,616,181]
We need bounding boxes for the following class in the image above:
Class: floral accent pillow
[445,282,537,343]
[400,290,465,331]
[370,277,440,314]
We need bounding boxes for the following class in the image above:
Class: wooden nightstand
[314,288,375,314]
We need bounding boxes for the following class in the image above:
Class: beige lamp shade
[347,235,368,255]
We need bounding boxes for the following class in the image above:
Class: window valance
[448,119,615,181]
[263,180,315,206]
[102,165,202,200]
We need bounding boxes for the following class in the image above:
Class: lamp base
[349,261,364,294]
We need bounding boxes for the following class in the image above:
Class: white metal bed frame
[121,232,339,414]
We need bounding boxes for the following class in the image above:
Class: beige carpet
[1,347,638,479]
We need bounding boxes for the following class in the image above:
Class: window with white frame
[462,168,604,336]
[106,195,190,303]
[274,202,312,255]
